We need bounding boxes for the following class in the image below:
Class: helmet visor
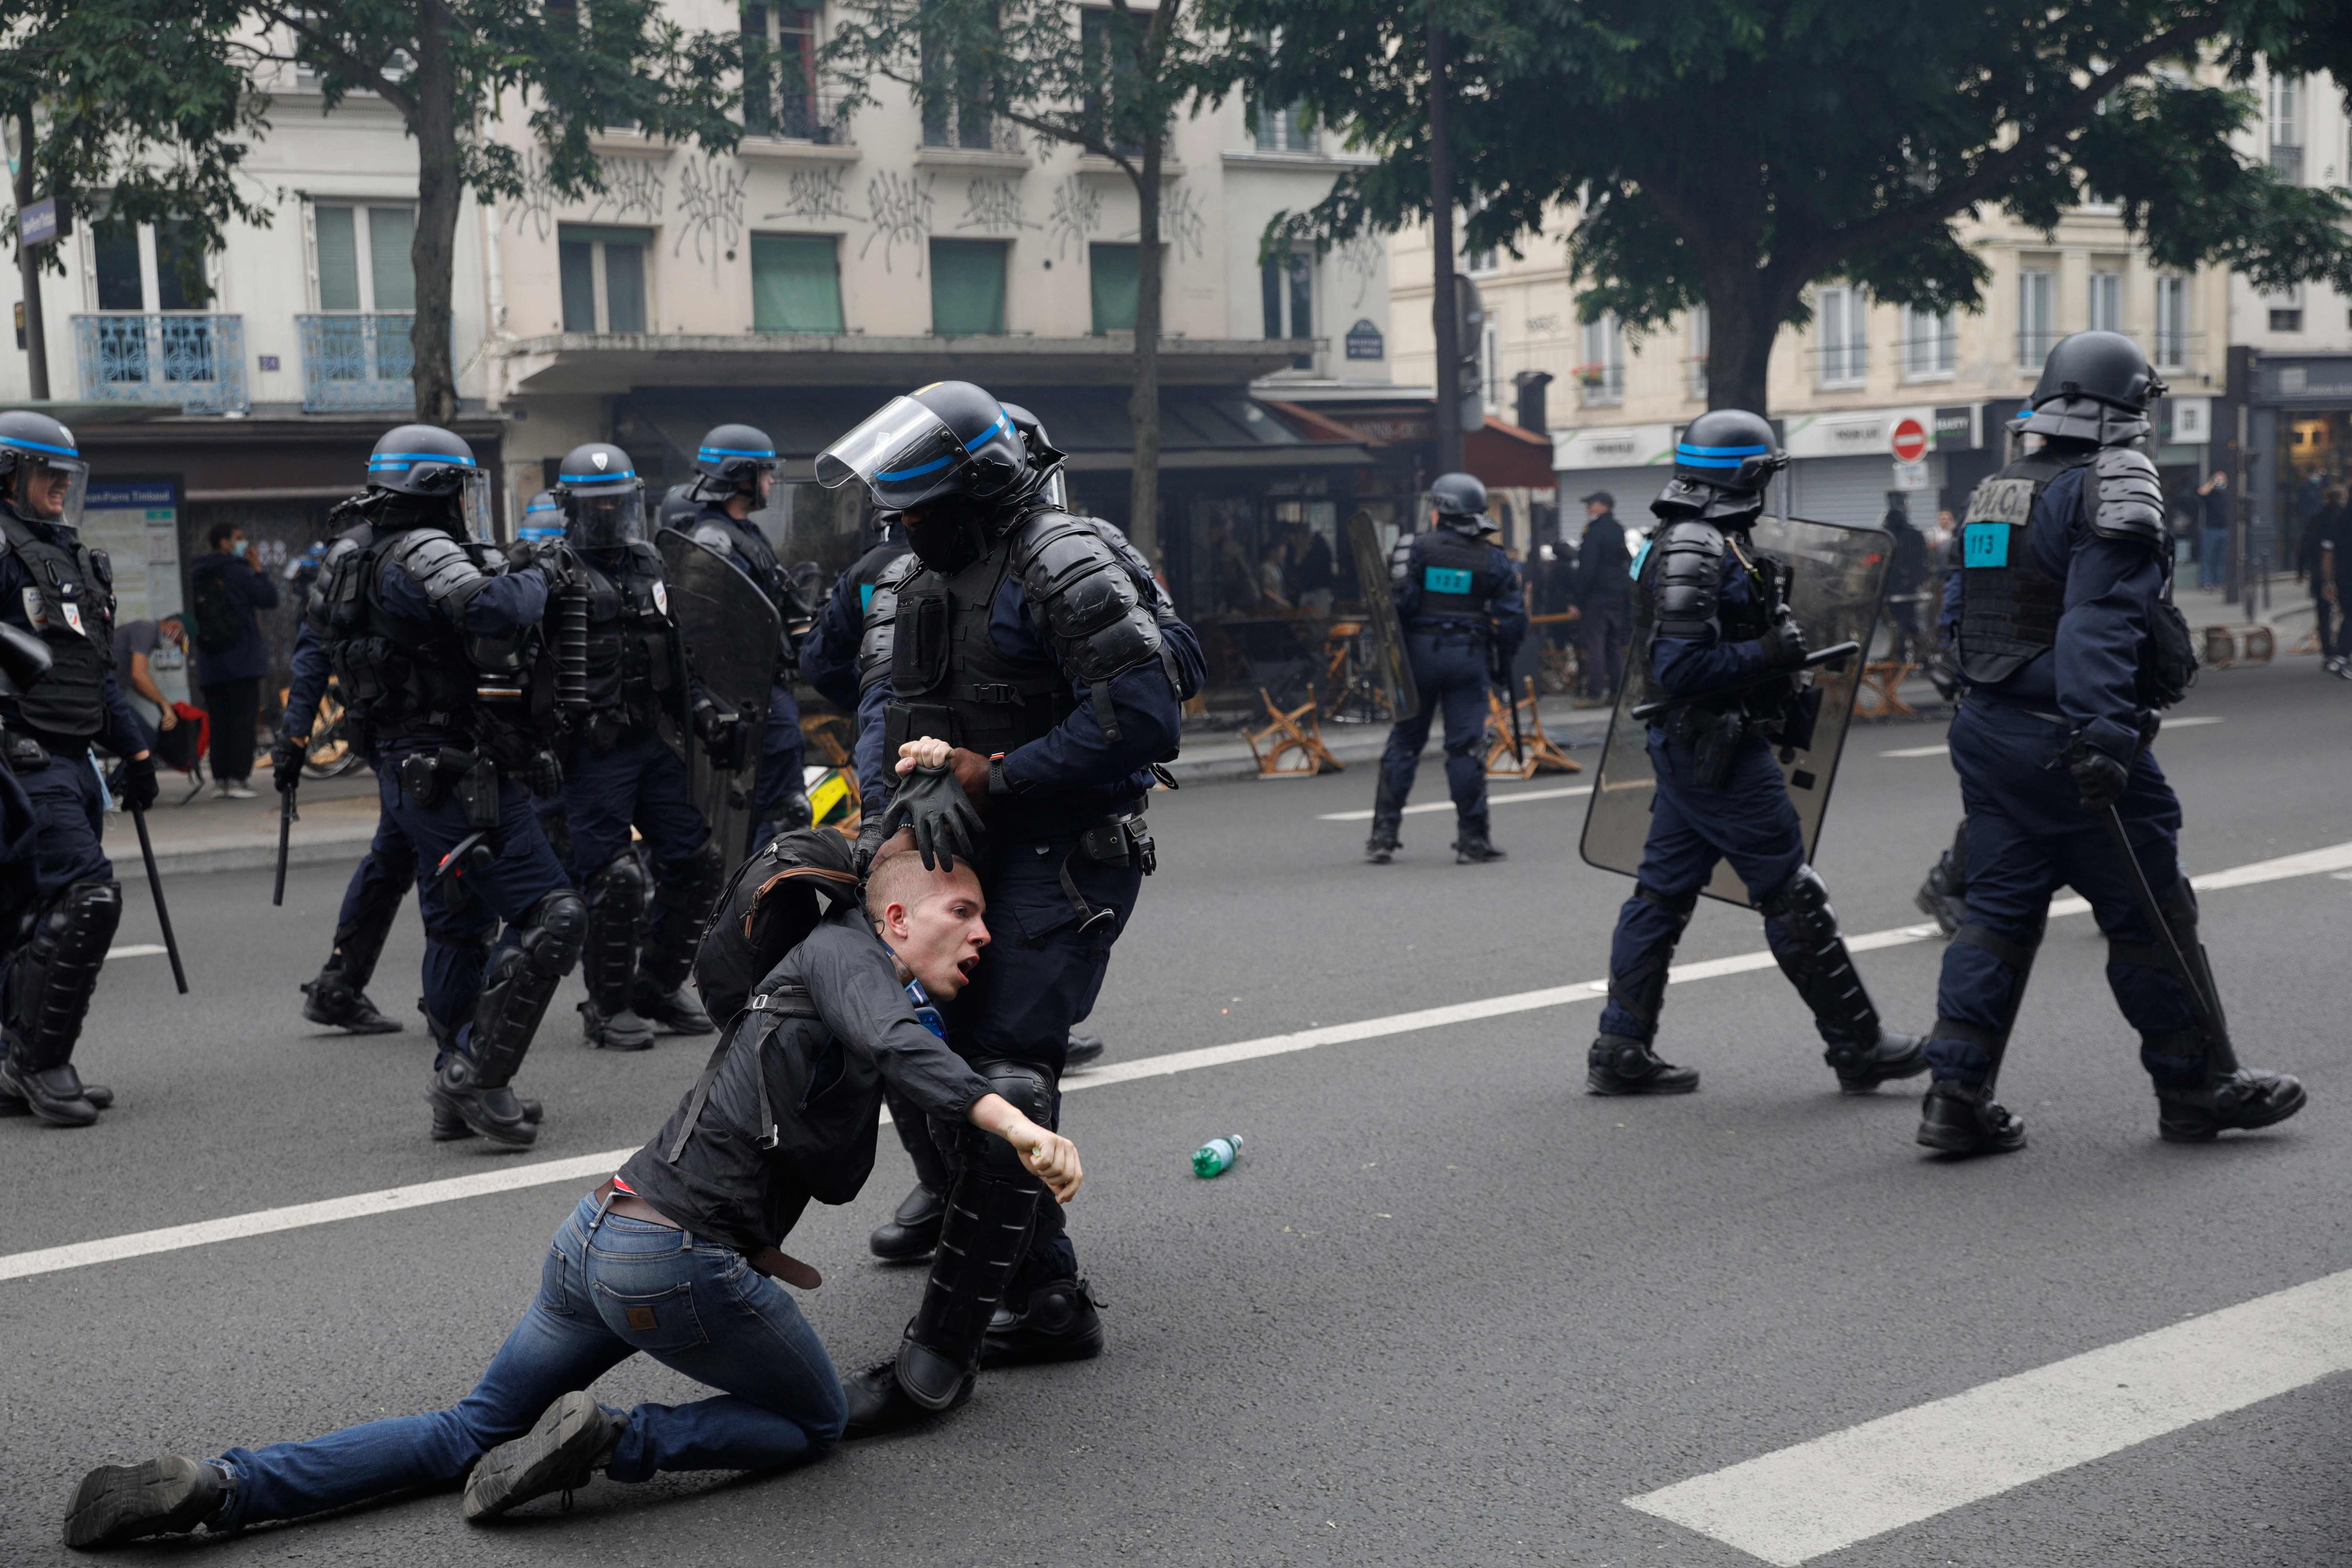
[457,467,493,542]
[814,395,976,509]
[13,454,88,530]
[567,487,646,550]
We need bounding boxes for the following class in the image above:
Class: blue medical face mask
[905,978,947,1040]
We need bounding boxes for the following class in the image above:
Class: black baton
[2099,803,2223,1042]
[126,799,189,994]
[1632,640,1862,721]
[273,777,297,908]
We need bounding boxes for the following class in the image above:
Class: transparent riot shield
[1578,514,1888,909]
[658,529,783,873]
[1344,509,1419,722]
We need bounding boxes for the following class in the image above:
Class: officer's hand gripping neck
[881,760,985,873]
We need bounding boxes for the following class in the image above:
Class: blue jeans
[2199,527,2229,589]
[209,1196,844,1532]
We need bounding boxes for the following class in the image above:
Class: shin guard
[6,881,121,1071]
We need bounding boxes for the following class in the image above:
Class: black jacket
[1571,511,1632,609]
[615,907,990,1258]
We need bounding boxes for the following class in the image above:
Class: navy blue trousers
[16,744,113,900]
[561,729,712,876]
[1598,728,1828,1043]
[330,806,416,988]
[1928,700,2199,1087]
[942,830,1143,1289]
[749,682,805,849]
[1378,631,1491,829]
[378,743,574,1056]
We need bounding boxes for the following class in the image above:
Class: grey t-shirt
[111,619,189,720]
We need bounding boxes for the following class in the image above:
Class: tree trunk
[1702,266,1791,418]
[1426,23,1460,475]
[14,109,49,402]
[408,0,463,426]
[1125,131,1163,563]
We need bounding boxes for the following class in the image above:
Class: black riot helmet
[2024,331,2166,447]
[1652,408,1787,525]
[517,489,565,543]
[658,483,697,532]
[1000,401,1070,510]
[366,423,492,540]
[816,380,1037,571]
[555,441,646,550]
[1429,472,1494,533]
[692,423,780,503]
[0,409,90,529]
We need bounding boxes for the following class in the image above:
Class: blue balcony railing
[71,313,248,413]
[295,312,415,412]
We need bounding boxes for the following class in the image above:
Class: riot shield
[1344,510,1419,722]
[1578,515,1888,909]
[658,529,782,874]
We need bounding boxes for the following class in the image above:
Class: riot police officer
[306,425,583,1146]
[516,488,564,543]
[1918,332,2305,1154]
[817,380,1203,1431]
[681,425,813,848]
[0,411,153,1126]
[1366,473,1525,865]
[536,442,725,1050]
[1588,410,1926,1098]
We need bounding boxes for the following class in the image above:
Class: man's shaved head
[866,846,989,997]
[864,848,962,923]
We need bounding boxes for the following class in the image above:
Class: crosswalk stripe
[3,838,2345,1286]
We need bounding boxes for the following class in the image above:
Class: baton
[1632,641,1862,721]
[274,775,298,908]
[2098,803,2224,1043]
[126,799,189,994]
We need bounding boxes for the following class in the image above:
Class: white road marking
[1626,1267,2352,1565]
[4,838,2345,1287]
[1882,715,2221,760]
[105,944,169,959]
[1319,784,1592,822]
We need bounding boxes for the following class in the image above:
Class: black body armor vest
[0,508,115,739]
[575,543,684,746]
[313,526,537,754]
[1956,450,2089,686]
[1411,528,1499,624]
[884,537,1073,758]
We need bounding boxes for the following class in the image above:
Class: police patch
[1423,565,1474,595]
[1964,476,2035,527]
[652,581,668,616]
[1963,523,2011,568]
[60,601,82,635]
[20,585,43,631]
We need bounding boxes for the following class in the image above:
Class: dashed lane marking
[1626,1267,2352,1565]
[105,945,169,959]
[3,837,2346,1287]
[1318,784,1592,822]
[1882,714,2222,759]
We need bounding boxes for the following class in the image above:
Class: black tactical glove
[1925,651,1961,703]
[879,761,985,873]
[691,698,750,772]
[852,809,890,878]
[120,752,159,813]
[1755,609,1809,671]
[2065,737,2130,809]
[273,734,308,795]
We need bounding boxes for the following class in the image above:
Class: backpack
[692,826,862,1025]
[189,565,243,655]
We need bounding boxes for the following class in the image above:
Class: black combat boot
[420,1013,540,1140]
[1760,865,1929,1092]
[1822,1031,1930,1094]
[630,982,712,1035]
[868,1183,945,1262]
[1366,779,1403,864]
[1453,828,1506,864]
[0,1056,110,1118]
[462,1391,626,1522]
[842,1356,972,1439]
[2155,1067,2308,1142]
[980,1277,1105,1369]
[5,880,120,1128]
[428,898,582,1148]
[1916,1078,2026,1155]
[300,971,402,1034]
[62,1456,227,1548]
[1586,1033,1700,1095]
[1063,1032,1105,1069]
[579,999,656,1052]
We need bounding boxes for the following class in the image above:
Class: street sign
[1889,416,1928,463]
[1892,459,1931,492]
[18,198,57,249]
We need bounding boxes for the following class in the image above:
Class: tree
[0,0,267,399]
[824,0,1245,560]
[1222,0,2352,415]
[240,0,744,424]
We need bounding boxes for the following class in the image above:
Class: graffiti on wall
[859,170,936,273]
[674,154,747,264]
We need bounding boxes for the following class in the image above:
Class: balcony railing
[71,313,247,413]
[744,68,851,144]
[2270,142,2304,183]
[296,313,415,412]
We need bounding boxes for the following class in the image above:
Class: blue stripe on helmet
[699,445,776,459]
[1675,453,1748,469]
[1677,442,1771,456]
[963,410,1011,453]
[875,452,956,483]
[559,470,636,483]
[369,452,478,467]
[0,433,80,458]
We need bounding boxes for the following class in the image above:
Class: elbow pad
[385,530,495,623]
[2090,447,2166,549]
[1652,521,1726,639]
[1013,511,1164,683]
[856,554,917,692]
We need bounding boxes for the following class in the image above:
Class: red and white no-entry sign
[1890,417,1929,463]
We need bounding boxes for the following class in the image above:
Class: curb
[147,831,382,879]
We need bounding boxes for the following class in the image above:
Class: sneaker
[62,1456,226,1548]
[462,1392,625,1522]
[214,783,256,801]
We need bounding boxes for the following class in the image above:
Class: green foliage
[0,0,270,273]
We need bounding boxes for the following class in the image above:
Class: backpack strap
[664,983,823,1163]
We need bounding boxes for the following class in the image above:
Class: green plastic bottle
[1191,1134,1244,1178]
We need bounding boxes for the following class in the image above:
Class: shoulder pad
[690,522,735,556]
[1652,521,1725,638]
[624,539,662,569]
[2090,447,2166,548]
[385,528,491,613]
[1009,509,1160,682]
[1081,515,1175,615]
[856,554,920,690]
[323,533,364,565]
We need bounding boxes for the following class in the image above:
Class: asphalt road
[6,656,2352,1565]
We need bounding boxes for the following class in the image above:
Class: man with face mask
[680,425,814,848]
[820,379,1204,1432]
[0,411,153,1126]
[529,442,726,1050]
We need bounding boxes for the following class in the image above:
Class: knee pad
[519,891,588,976]
[1757,863,1835,939]
[1633,881,1699,929]
[653,835,727,917]
[965,1060,1057,1178]
[585,852,650,917]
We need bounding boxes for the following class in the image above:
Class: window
[930,238,1006,334]
[919,17,993,149]
[2270,72,2303,182]
[558,225,652,333]
[1260,249,1311,367]
[742,5,828,141]
[1080,9,1143,155]
[2018,266,2055,366]
[1900,304,1956,378]
[312,203,415,311]
[2087,268,2122,335]
[90,216,214,311]
[1089,242,1138,334]
[1578,313,1623,405]
[1254,97,1314,153]
[2154,274,2188,368]
[2268,283,2304,334]
[1686,306,1709,400]
[750,233,843,332]
[1815,285,1866,387]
